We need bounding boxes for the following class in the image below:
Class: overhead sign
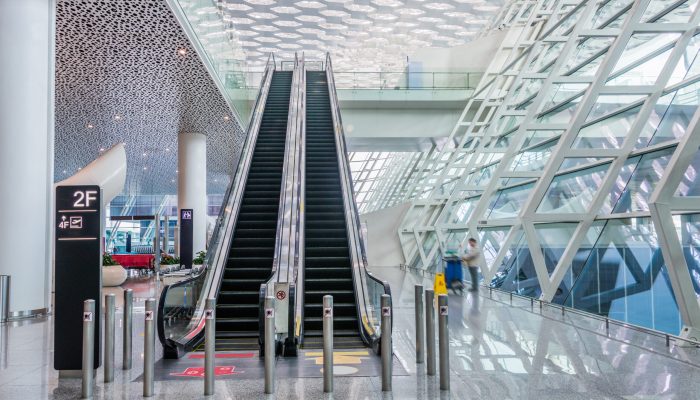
[54,185,102,371]
[180,208,193,269]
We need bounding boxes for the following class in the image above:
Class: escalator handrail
[323,53,391,347]
[157,53,277,355]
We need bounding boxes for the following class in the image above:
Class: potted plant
[160,253,181,273]
[192,250,206,272]
[102,252,127,287]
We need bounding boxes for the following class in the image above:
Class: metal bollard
[323,295,333,393]
[104,294,116,383]
[0,275,9,323]
[264,296,275,394]
[381,294,392,391]
[437,294,449,391]
[414,285,425,364]
[143,298,155,397]
[425,289,436,376]
[82,299,95,399]
[205,298,216,396]
[123,289,133,370]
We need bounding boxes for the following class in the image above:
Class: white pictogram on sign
[439,306,448,316]
[83,312,93,322]
[145,311,154,321]
[323,308,332,318]
[382,307,391,317]
[182,210,192,220]
[265,308,274,318]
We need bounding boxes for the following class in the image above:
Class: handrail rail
[324,53,392,350]
[401,263,700,349]
[157,53,277,357]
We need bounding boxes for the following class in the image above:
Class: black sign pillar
[54,185,102,372]
[180,208,193,269]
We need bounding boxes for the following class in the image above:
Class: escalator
[302,71,364,349]
[157,57,293,358]
[215,70,292,350]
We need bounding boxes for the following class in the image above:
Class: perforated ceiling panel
[55,0,245,195]
[185,0,504,70]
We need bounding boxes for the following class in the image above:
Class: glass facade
[388,0,700,336]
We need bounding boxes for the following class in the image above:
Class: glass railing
[241,70,484,93]
[333,71,483,90]
[324,53,392,351]
[157,54,276,358]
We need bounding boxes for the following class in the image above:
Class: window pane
[537,163,610,213]
[489,229,543,298]
[610,148,675,213]
[562,218,683,335]
[644,81,700,146]
[572,105,640,149]
[485,183,535,219]
[478,226,511,270]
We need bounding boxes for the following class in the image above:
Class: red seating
[112,254,154,269]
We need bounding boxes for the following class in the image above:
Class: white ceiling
[55,0,245,195]
[185,0,504,70]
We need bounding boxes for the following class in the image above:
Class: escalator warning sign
[382,307,391,317]
[83,312,93,322]
[265,308,275,318]
[439,306,448,316]
[205,309,214,320]
[323,308,332,318]
[145,311,154,321]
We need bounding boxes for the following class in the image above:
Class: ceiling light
[165,148,170,152]
[224,115,230,121]
[114,114,122,120]
[177,48,188,56]
[143,167,147,170]
[86,123,94,129]
[99,147,105,152]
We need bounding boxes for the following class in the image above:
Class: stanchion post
[381,294,392,391]
[264,296,275,394]
[323,295,333,393]
[81,299,95,399]
[437,294,449,391]
[123,289,133,370]
[104,294,115,383]
[204,298,216,396]
[414,285,424,364]
[425,289,436,376]
[143,298,155,397]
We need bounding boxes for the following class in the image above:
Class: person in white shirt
[461,238,481,292]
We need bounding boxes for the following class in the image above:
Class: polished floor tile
[1,269,699,399]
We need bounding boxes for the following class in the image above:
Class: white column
[0,0,54,315]
[178,133,207,254]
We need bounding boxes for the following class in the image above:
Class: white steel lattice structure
[395,0,700,338]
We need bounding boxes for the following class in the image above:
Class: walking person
[461,238,481,292]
